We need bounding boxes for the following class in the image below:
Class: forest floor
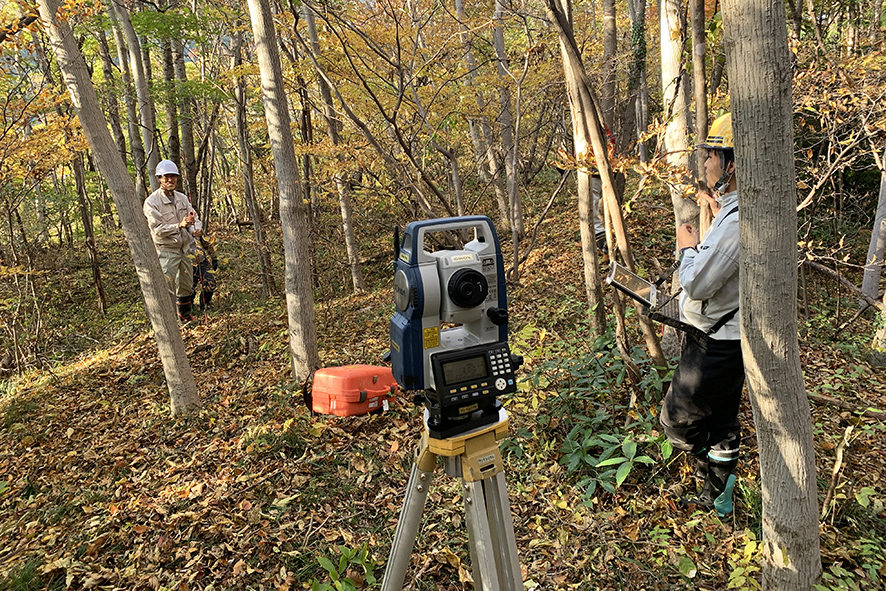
[2,194,886,591]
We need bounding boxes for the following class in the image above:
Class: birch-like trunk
[247,0,320,382]
[861,147,886,301]
[660,0,697,229]
[304,5,366,293]
[722,0,823,585]
[493,0,524,238]
[107,8,146,201]
[110,2,160,189]
[455,0,510,228]
[233,30,276,298]
[38,0,199,415]
[173,39,198,200]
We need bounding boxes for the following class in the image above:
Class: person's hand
[179,212,196,228]
[677,223,698,250]
[696,190,721,216]
[193,229,203,238]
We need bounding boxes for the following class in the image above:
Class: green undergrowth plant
[727,530,763,590]
[513,321,674,500]
[309,544,379,591]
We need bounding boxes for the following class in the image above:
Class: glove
[211,258,219,271]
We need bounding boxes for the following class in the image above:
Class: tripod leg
[482,472,522,591]
[463,474,521,591]
[463,479,498,591]
[381,462,434,591]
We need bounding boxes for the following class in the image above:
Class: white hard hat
[156,160,180,177]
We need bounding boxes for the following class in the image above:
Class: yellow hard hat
[700,113,734,150]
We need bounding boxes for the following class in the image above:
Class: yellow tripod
[381,409,522,591]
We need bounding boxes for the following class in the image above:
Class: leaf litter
[2,201,886,590]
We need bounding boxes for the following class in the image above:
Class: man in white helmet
[143,159,202,322]
[659,113,743,516]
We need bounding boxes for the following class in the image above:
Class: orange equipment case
[310,365,397,416]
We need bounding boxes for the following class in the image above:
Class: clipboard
[605,262,658,308]
[605,262,708,338]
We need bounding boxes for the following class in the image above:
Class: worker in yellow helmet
[660,113,743,516]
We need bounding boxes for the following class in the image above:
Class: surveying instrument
[383,216,523,591]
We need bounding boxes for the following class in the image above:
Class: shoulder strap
[715,205,739,226]
[707,307,739,335]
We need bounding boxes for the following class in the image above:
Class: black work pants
[660,333,744,462]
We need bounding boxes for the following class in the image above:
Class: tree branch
[802,259,884,311]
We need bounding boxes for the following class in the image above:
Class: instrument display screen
[441,355,488,385]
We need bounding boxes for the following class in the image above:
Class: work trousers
[660,333,744,463]
[157,249,194,300]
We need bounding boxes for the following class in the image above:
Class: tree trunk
[73,155,107,314]
[39,0,200,415]
[33,35,107,312]
[722,0,823,585]
[173,39,198,201]
[493,0,524,239]
[95,29,127,160]
[861,147,886,301]
[303,5,366,293]
[162,38,181,167]
[247,0,320,382]
[455,0,510,229]
[627,0,650,162]
[660,0,698,230]
[546,0,667,368]
[553,0,606,333]
[111,2,160,189]
[233,29,276,298]
[108,8,147,201]
[691,0,712,237]
[601,0,617,128]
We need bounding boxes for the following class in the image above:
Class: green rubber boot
[708,459,737,516]
[713,474,737,517]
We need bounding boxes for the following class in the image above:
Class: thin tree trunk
[162,38,181,167]
[546,0,666,368]
[95,29,127,160]
[601,0,617,128]
[73,155,107,313]
[862,147,886,300]
[247,0,320,382]
[111,2,160,188]
[627,0,650,162]
[691,0,712,237]
[493,0,524,239]
[108,8,146,201]
[303,5,366,292]
[722,0,823,584]
[33,35,107,311]
[39,0,200,414]
[233,29,276,298]
[455,0,510,228]
[173,39,198,201]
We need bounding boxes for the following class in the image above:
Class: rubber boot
[176,297,194,323]
[681,457,736,516]
[692,449,709,484]
[708,459,737,517]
